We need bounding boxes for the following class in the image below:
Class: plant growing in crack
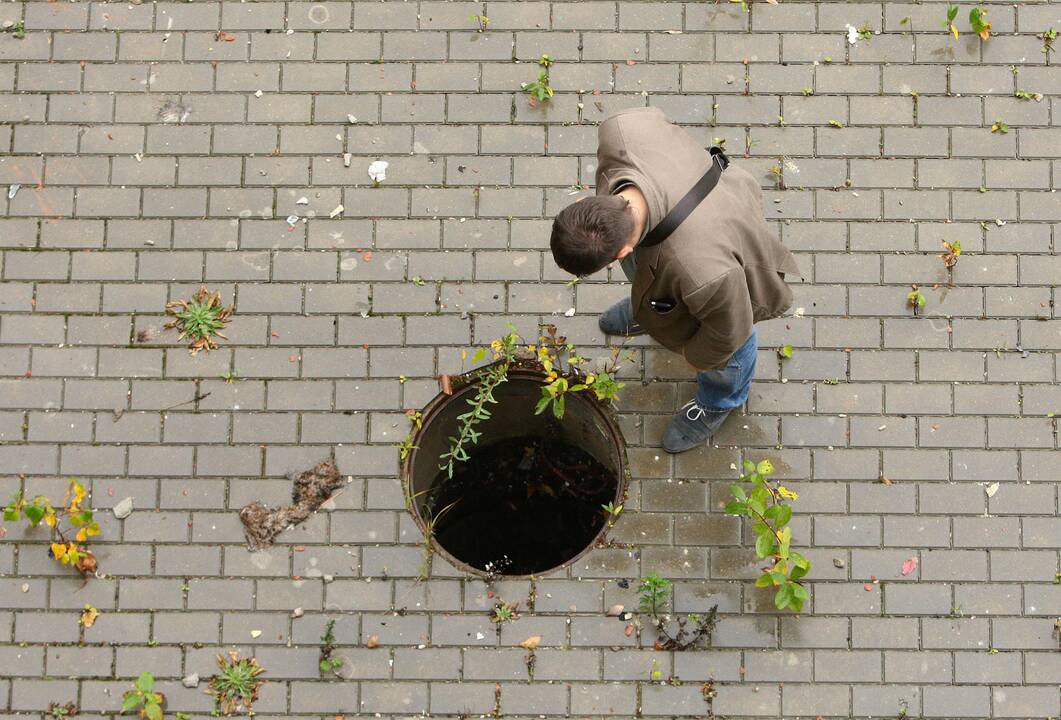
[165,286,232,354]
[638,572,718,649]
[4,479,100,578]
[940,240,961,281]
[208,652,265,716]
[601,501,623,526]
[318,619,344,676]
[1041,28,1057,56]
[491,600,520,624]
[522,54,554,106]
[468,13,489,32]
[725,459,810,611]
[969,7,991,40]
[906,286,927,316]
[48,703,77,720]
[121,672,164,720]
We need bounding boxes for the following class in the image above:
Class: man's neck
[617,185,649,247]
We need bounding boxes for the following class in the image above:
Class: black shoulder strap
[639,146,729,249]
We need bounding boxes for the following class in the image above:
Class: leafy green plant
[534,326,624,418]
[396,411,422,462]
[638,572,672,618]
[906,287,926,316]
[1042,28,1057,56]
[990,119,1009,134]
[318,619,344,675]
[725,459,810,611]
[436,325,625,478]
[601,501,623,525]
[777,344,793,359]
[945,4,960,38]
[6,20,26,39]
[437,332,519,479]
[855,23,873,41]
[4,479,100,577]
[164,286,232,354]
[969,7,991,40]
[122,672,164,720]
[1015,89,1043,102]
[221,370,239,384]
[208,652,265,716]
[468,13,489,32]
[522,54,554,105]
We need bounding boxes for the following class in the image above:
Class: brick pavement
[1,1,1059,717]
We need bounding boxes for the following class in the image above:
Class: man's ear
[575,195,588,202]
[615,244,633,260]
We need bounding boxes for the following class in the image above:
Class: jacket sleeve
[680,268,755,371]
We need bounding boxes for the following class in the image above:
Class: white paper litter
[564,308,576,317]
[329,205,344,219]
[846,25,859,44]
[7,184,19,200]
[368,160,389,183]
[286,215,299,225]
[296,197,309,205]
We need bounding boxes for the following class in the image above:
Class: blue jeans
[696,328,757,412]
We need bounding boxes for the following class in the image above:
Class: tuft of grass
[165,286,232,354]
[319,619,344,675]
[491,600,520,624]
[208,652,265,716]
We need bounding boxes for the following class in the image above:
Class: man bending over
[550,107,800,453]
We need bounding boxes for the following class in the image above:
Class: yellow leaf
[76,528,88,542]
[777,486,800,500]
[51,543,68,562]
[45,513,57,528]
[950,24,959,39]
[80,605,99,628]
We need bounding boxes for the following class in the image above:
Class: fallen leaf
[901,557,918,576]
[879,475,892,486]
[216,31,236,42]
[365,635,379,648]
[250,630,262,639]
[518,635,541,650]
[625,59,636,65]
[624,625,634,637]
[80,605,99,628]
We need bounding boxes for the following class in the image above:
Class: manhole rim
[401,363,630,579]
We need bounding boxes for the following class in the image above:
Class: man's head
[550,195,636,277]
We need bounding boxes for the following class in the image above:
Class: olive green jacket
[595,107,802,370]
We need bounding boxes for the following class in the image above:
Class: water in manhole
[403,367,627,577]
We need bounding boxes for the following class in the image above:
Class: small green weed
[969,7,991,40]
[122,672,164,720]
[1015,89,1043,102]
[522,55,553,105]
[208,652,265,716]
[638,572,672,618]
[945,4,960,38]
[907,287,927,316]
[319,619,344,675]
[491,601,519,624]
[777,344,794,359]
[165,286,232,354]
[468,13,489,32]
[601,501,623,524]
[1042,28,1057,56]
[990,119,1009,134]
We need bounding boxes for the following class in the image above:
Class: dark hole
[405,370,626,577]
[425,436,615,576]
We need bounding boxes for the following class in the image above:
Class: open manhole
[402,366,628,577]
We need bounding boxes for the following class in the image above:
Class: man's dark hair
[550,195,634,276]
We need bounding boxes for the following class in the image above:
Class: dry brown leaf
[518,635,541,650]
[80,605,99,628]
[365,634,379,648]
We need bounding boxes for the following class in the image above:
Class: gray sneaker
[598,297,645,336]
[662,400,731,453]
